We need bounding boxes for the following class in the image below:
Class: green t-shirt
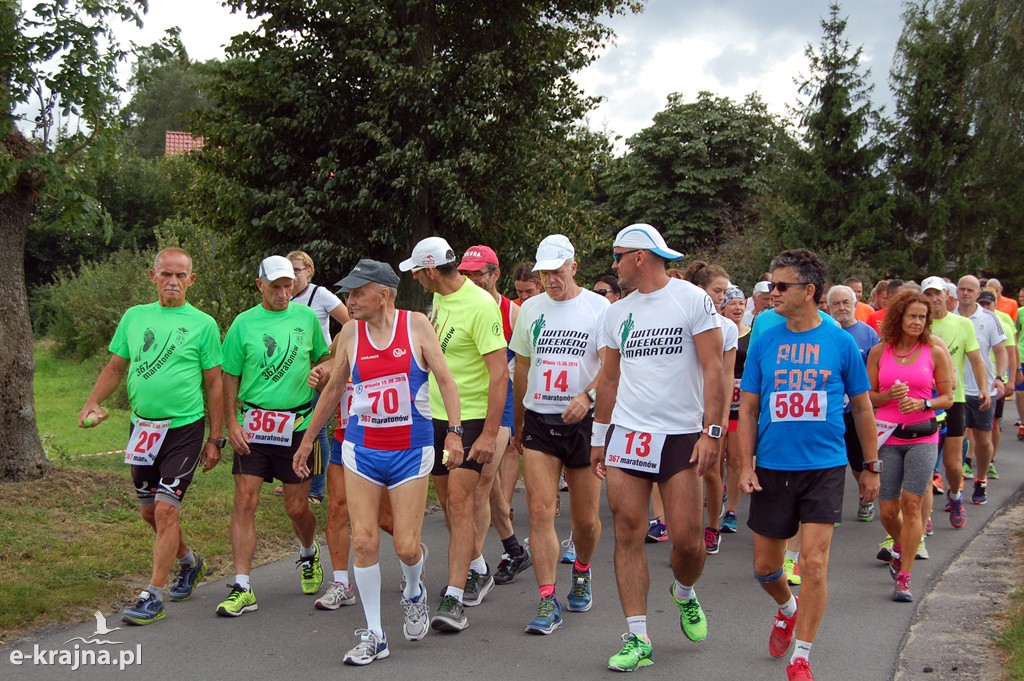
[428,279,507,420]
[930,312,979,402]
[221,303,330,431]
[109,302,222,428]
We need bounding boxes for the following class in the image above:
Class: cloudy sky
[118,0,906,143]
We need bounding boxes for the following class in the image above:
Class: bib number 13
[770,390,826,422]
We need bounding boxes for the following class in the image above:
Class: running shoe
[892,572,913,602]
[857,501,875,523]
[916,537,929,560]
[121,591,165,625]
[925,518,934,536]
[988,463,1000,480]
[931,473,944,495]
[784,557,801,585]
[567,568,593,612]
[962,462,974,479]
[560,537,576,564]
[296,544,324,595]
[401,582,429,641]
[669,582,707,642]
[430,594,468,632]
[646,518,668,543]
[524,595,563,635]
[876,535,895,562]
[768,598,798,658]
[559,473,569,492]
[971,480,988,505]
[494,549,532,585]
[608,633,653,672]
[463,566,494,607]
[343,629,389,666]
[786,657,815,681]
[316,581,357,610]
[704,527,720,555]
[216,583,258,617]
[168,556,206,602]
[949,496,967,529]
[889,551,902,581]
[720,511,739,534]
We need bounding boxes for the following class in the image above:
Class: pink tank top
[876,343,938,444]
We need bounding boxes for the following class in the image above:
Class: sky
[114,0,907,144]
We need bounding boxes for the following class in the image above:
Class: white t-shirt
[722,313,738,352]
[509,289,609,414]
[292,285,343,343]
[959,306,1007,397]
[600,278,721,434]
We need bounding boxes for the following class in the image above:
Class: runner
[590,223,725,671]
[509,234,608,634]
[720,285,748,535]
[513,262,543,306]
[738,248,880,681]
[293,259,463,664]
[593,275,622,303]
[216,255,331,617]
[978,289,1017,478]
[79,248,224,625]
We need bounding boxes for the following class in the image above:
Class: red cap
[457,245,499,271]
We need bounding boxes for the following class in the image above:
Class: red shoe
[931,473,944,495]
[787,657,815,681]
[769,598,798,658]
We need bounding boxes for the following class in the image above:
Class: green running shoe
[962,462,974,479]
[669,582,707,642]
[216,583,258,617]
[988,463,999,480]
[297,544,324,595]
[608,632,653,672]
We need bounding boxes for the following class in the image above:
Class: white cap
[259,255,296,281]
[532,235,575,272]
[613,223,683,261]
[921,276,946,293]
[753,281,771,295]
[945,282,958,297]
[399,237,457,272]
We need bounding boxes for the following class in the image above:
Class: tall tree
[194,0,640,290]
[1,0,144,481]
[781,2,896,274]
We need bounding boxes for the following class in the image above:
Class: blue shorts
[341,440,433,489]
[502,379,514,431]
[330,438,344,466]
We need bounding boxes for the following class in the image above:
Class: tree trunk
[0,128,50,480]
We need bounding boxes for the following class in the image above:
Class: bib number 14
[770,390,826,422]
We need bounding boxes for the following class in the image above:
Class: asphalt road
[5,433,1023,681]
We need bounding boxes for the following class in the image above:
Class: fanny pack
[892,417,939,439]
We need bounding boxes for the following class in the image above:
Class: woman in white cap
[718,285,748,535]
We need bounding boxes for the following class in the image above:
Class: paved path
[4,437,1023,680]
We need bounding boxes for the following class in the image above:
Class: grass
[998,528,1024,680]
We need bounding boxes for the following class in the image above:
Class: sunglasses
[593,288,614,296]
[612,249,643,263]
[768,281,810,293]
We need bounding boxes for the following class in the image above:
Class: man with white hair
[742,280,772,327]
[987,277,1019,322]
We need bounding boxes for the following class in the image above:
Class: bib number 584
[770,390,826,422]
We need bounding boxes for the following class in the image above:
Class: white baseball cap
[921,276,946,293]
[399,237,457,272]
[258,255,296,281]
[945,282,958,297]
[532,235,576,272]
[753,281,771,295]
[613,223,683,261]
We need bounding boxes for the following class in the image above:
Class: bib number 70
[770,390,826,422]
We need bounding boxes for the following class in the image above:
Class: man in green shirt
[216,255,332,617]
[79,248,225,625]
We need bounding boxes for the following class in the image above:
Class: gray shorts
[964,395,995,432]
[878,441,939,500]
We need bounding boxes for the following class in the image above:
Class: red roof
[165,131,204,156]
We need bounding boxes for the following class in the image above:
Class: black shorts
[522,409,593,469]
[945,402,966,437]
[994,396,1006,420]
[131,418,205,507]
[606,426,698,483]
[747,466,846,539]
[431,419,486,476]
[842,411,865,472]
[964,395,995,432]
[232,435,310,485]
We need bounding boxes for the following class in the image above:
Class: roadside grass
[998,528,1024,680]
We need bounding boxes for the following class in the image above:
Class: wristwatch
[586,388,597,403]
[862,460,883,474]
[702,424,723,439]
[447,425,464,437]
[923,399,932,411]
[208,437,227,449]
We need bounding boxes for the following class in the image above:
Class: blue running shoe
[567,569,592,612]
[560,537,576,564]
[525,596,563,635]
[169,556,206,602]
[720,511,738,534]
[121,591,165,625]
[646,518,668,543]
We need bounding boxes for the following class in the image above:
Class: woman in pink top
[867,291,953,603]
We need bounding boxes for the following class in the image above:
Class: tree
[1,0,144,481]
[600,91,789,256]
[194,0,641,295]
[781,2,896,274]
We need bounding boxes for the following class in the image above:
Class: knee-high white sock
[401,555,425,601]
[353,563,383,637]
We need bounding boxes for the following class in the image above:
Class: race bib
[605,427,667,474]
[351,372,413,428]
[528,358,581,407]
[124,419,171,466]
[730,378,742,411]
[769,390,827,422]
[876,419,898,447]
[244,409,296,446]
[339,382,354,422]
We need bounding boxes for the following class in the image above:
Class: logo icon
[64,611,122,645]
[393,348,408,358]
[618,313,635,351]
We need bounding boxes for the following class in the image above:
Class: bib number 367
[244,409,296,446]
[770,390,826,422]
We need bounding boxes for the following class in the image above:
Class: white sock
[792,640,812,663]
[785,549,799,561]
[235,574,250,590]
[446,586,465,603]
[401,556,425,601]
[780,595,797,618]
[333,570,349,587]
[469,555,487,574]
[673,582,695,602]
[300,543,316,559]
[949,489,962,501]
[626,615,648,638]
[353,563,383,637]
